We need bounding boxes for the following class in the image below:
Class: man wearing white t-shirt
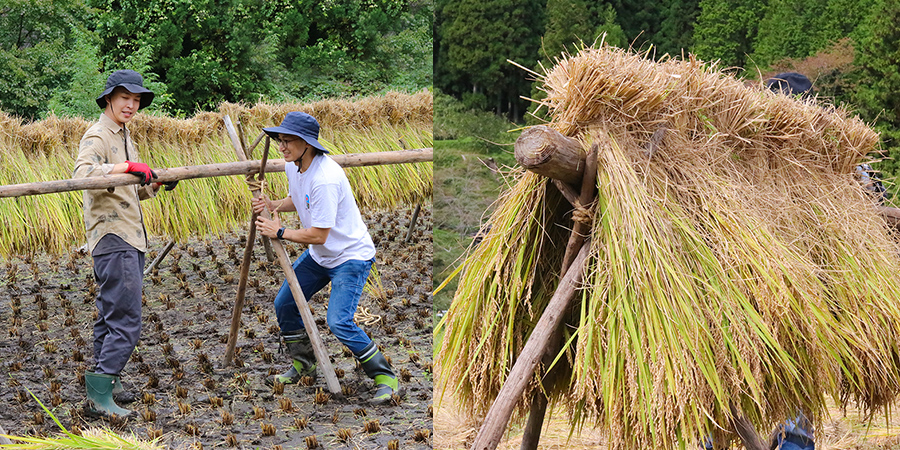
[252,111,399,404]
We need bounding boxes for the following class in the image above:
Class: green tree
[657,0,700,56]
[692,0,766,68]
[751,0,870,68]
[440,0,545,121]
[0,0,90,118]
[853,0,900,175]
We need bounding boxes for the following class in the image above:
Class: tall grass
[436,45,900,449]
[0,92,432,255]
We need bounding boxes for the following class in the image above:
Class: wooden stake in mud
[223,116,342,394]
[520,143,599,450]
[224,132,269,366]
[143,239,176,276]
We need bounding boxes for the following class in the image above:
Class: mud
[0,206,433,449]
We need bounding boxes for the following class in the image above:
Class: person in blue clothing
[251,111,400,405]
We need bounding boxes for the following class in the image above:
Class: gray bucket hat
[96,70,155,110]
[263,112,329,153]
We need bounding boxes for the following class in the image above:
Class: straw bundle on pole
[437,45,900,449]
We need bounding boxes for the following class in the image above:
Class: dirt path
[0,206,433,449]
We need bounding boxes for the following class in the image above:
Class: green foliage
[434,89,517,151]
[0,0,91,119]
[692,0,766,68]
[0,0,430,119]
[438,0,545,121]
[852,0,900,183]
[751,0,870,68]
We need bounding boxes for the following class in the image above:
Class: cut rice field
[0,91,434,448]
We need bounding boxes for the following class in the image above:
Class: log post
[514,125,585,185]
[469,241,591,450]
[520,143,599,450]
[223,115,341,394]
[0,149,433,198]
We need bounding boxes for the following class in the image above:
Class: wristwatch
[276,227,286,240]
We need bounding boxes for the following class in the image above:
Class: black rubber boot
[356,342,401,405]
[266,329,317,386]
[84,372,134,419]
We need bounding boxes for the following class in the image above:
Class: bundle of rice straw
[436,45,900,449]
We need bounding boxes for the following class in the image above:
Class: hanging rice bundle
[436,45,900,449]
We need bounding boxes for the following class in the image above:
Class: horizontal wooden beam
[0,148,432,198]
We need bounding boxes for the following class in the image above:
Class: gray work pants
[92,250,144,375]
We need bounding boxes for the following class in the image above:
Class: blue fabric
[273,249,374,354]
[702,414,814,450]
[92,248,144,375]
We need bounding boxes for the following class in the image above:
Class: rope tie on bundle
[244,173,265,192]
[572,200,595,227]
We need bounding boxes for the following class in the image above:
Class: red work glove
[125,161,157,186]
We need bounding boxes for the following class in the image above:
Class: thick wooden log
[470,241,592,450]
[514,125,584,185]
[0,148,433,198]
[223,115,341,394]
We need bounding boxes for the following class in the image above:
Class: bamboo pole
[223,115,341,394]
[143,239,176,276]
[0,148,433,198]
[224,136,271,366]
[520,143,599,450]
[470,241,591,450]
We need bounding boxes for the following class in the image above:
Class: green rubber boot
[266,329,317,386]
[112,376,136,404]
[357,342,402,405]
[84,372,134,419]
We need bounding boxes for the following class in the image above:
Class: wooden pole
[238,120,275,263]
[223,115,341,394]
[469,241,591,450]
[404,201,422,243]
[224,136,272,366]
[143,239,176,276]
[520,143,599,450]
[514,125,585,185]
[0,148,433,198]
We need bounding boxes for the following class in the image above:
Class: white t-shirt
[285,153,376,268]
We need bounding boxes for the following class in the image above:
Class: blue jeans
[273,250,374,355]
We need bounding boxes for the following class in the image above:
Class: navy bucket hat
[263,112,329,153]
[96,70,155,110]
[766,72,812,96]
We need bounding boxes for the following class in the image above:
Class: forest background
[433,0,900,313]
[0,0,433,119]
